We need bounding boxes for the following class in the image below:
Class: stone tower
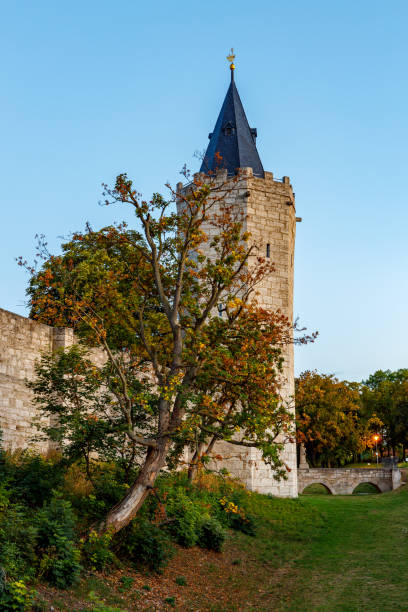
[180,60,298,497]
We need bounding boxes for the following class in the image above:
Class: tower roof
[200,70,264,178]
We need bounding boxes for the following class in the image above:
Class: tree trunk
[188,443,204,482]
[187,436,218,482]
[98,440,170,535]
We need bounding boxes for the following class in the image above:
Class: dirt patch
[36,537,294,611]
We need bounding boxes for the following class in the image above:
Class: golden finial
[226,47,236,71]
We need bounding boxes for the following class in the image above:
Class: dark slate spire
[200,62,264,178]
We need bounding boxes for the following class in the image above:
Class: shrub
[0,482,10,511]
[87,590,127,611]
[37,541,81,590]
[0,505,38,580]
[0,579,36,611]
[165,488,203,547]
[36,494,76,544]
[218,496,257,536]
[227,510,257,536]
[73,468,133,523]
[82,529,115,571]
[118,575,134,592]
[197,517,225,552]
[117,519,173,572]
[5,452,65,508]
[164,596,176,607]
[35,495,81,588]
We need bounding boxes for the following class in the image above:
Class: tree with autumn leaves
[23,172,312,534]
[296,371,382,467]
[296,369,408,466]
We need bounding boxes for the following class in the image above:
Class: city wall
[0,308,73,451]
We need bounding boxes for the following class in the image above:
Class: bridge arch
[301,482,333,495]
[297,467,400,495]
[352,481,381,495]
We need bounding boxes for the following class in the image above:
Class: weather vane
[226,47,236,72]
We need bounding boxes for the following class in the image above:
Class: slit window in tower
[266,243,271,258]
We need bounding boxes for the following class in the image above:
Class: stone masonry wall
[0,308,104,452]
[245,169,297,497]
[0,308,54,451]
[178,168,298,497]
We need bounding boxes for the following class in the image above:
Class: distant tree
[295,371,379,467]
[361,369,408,459]
[22,172,314,534]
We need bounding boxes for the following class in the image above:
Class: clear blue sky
[1,0,407,382]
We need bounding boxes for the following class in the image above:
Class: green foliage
[362,369,408,457]
[118,575,134,592]
[82,529,115,571]
[164,596,176,607]
[225,509,256,536]
[296,368,408,467]
[165,487,203,547]
[1,452,65,508]
[0,482,10,512]
[0,504,38,581]
[197,517,225,552]
[86,590,127,612]
[28,346,147,484]
[35,495,81,588]
[0,580,36,611]
[74,468,135,523]
[116,519,173,573]
[296,371,365,467]
[175,575,187,586]
[36,494,76,544]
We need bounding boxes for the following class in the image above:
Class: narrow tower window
[266,243,271,258]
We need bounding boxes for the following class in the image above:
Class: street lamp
[373,434,380,466]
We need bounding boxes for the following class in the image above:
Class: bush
[4,452,65,508]
[35,495,81,588]
[0,579,36,611]
[82,529,115,571]
[227,511,257,536]
[165,488,203,547]
[197,517,225,552]
[37,538,81,589]
[217,496,257,536]
[73,468,134,523]
[117,519,173,572]
[0,482,10,511]
[0,505,38,581]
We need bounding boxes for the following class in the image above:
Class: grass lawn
[36,485,408,611]
[284,486,408,612]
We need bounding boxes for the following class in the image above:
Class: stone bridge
[298,467,402,495]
